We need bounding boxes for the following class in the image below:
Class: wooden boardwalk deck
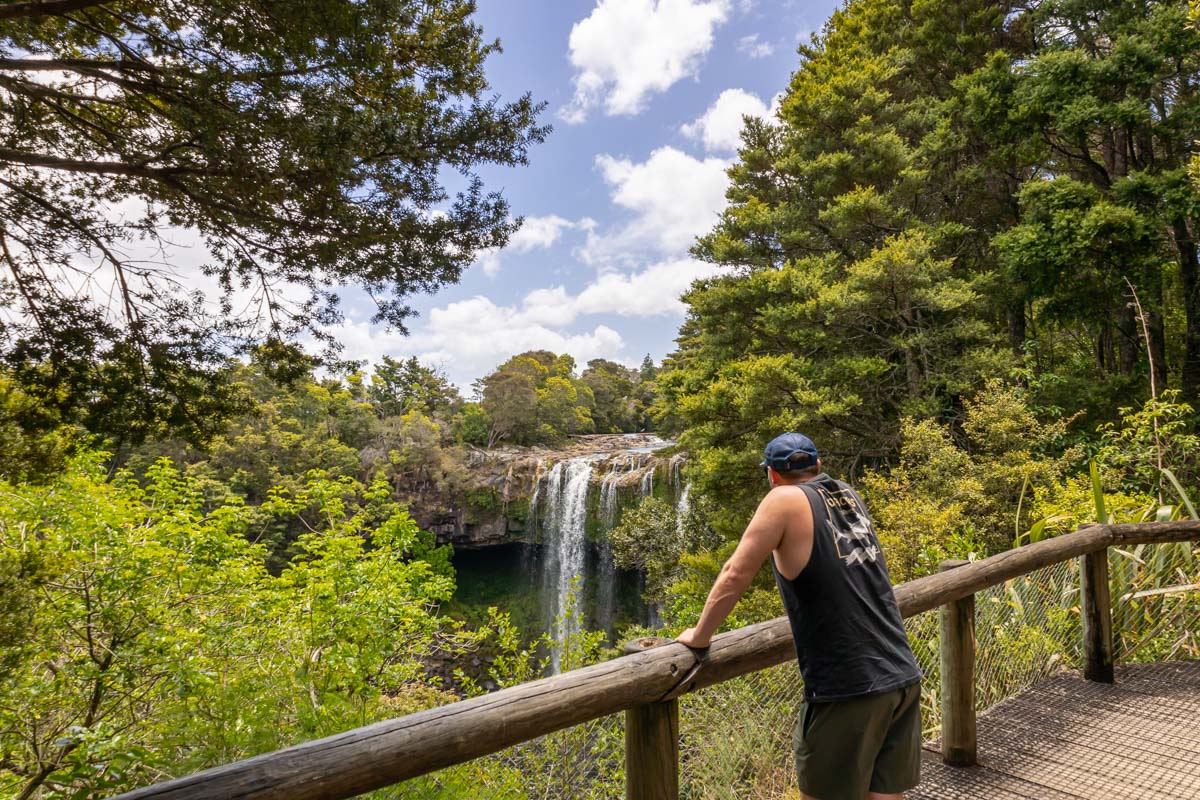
[913,661,1200,799]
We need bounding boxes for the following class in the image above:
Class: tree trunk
[1117,302,1138,377]
[1008,298,1026,356]
[1173,217,1200,403]
[1097,324,1114,374]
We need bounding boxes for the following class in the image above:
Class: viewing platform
[916,660,1200,799]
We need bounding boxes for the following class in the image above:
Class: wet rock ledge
[409,433,683,549]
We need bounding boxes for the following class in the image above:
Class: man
[677,432,923,800]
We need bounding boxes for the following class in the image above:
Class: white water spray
[675,481,691,538]
[537,457,596,672]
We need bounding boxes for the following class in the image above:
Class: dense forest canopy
[654,0,1200,538]
[0,346,657,796]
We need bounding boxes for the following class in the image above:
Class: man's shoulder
[767,483,814,500]
[763,484,816,515]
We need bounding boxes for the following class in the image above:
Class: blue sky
[331,0,840,391]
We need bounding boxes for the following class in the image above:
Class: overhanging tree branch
[0,56,159,73]
[0,148,217,178]
[0,0,111,20]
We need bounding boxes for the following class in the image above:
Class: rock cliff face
[410,434,681,549]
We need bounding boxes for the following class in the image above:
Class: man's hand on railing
[675,627,709,649]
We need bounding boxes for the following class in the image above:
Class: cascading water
[594,540,617,636]
[537,457,596,673]
[670,454,684,492]
[536,461,564,618]
[598,456,626,530]
[675,481,690,537]
[640,464,654,497]
[595,456,631,636]
[643,463,688,631]
[523,442,681,667]
[529,458,545,521]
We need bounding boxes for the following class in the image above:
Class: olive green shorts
[793,681,922,800]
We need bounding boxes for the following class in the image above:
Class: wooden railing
[113,521,1200,800]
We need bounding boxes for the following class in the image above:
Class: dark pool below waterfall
[447,542,651,645]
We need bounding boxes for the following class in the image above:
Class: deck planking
[912,661,1200,800]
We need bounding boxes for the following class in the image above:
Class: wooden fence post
[939,559,976,767]
[1081,547,1114,683]
[623,637,679,800]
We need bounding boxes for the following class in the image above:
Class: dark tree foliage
[655,0,1200,537]
[369,355,461,419]
[0,0,548,444]
[581,358,637,433]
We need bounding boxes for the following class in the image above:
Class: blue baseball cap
[759,432,819,472]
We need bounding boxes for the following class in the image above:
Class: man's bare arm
[676,488,802,648]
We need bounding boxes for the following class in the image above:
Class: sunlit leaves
[0,453,460,798]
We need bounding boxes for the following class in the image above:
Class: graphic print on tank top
[811,482,880,567]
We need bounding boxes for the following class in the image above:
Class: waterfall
[647,602,664,629]
[655,462,689,632]
[670,454,684,493]
[536,461,564,613]
[524,444,679,666]
[675,481,691,538]
[595,539,617,637]
[598,457,624,530]
[594,457,627,637]
[537,457,596,673]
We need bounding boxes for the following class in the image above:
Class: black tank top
[772,473,922,702]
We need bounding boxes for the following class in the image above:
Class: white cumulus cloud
[736,33,774,58]
[325,299,626,392]
[681,88,777,153]
[543,259,723,320]
[561,0,731,123]
[573,259,722,316]
[583,146,731,263]
[327,259,724,390]
[476,214,585,277]
[511,214,577,251]
[408,298,626,390]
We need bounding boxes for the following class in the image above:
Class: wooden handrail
[112,520,1200,800]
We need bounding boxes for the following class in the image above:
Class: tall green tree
[478,354,543,447]
[581,358,638,433]
[658,0,1200,541]
[0,0,548,444]
[369,356,462,420]
[980,0,1200,401]
[476,351,597,446]
[656,0,1009,535]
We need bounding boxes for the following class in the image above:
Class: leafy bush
[861,381,1078,580]
[609,495,721,606]
[0,453,470,799]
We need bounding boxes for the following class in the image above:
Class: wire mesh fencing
[1111,539,1200,663]
[388,540,1199,799]
[678,662,803,800]
[677,544,1197,799]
